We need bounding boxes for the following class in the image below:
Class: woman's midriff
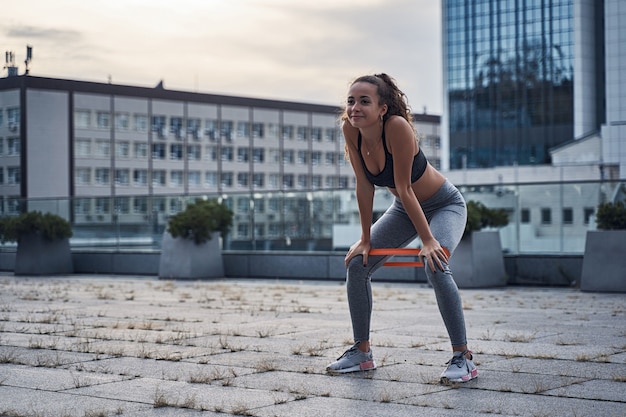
[387,163,446,201]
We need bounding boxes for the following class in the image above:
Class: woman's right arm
[343,122,375,266]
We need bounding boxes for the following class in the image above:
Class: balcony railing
[1,179,622,255]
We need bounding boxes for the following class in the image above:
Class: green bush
[167,199,233,244]
[595,201,626,230]
[0,211,73,243]
[464,200,509,237]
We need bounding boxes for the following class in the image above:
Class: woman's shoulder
[385,115,415,140]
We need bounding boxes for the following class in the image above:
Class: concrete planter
[581,230,626,292]
[158,231,224,279]
[15,233,73,275]
[449,230,507,288]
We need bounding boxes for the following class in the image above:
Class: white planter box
[158,231,224,279]
[449,231,507,288]
[15,234,73,275]
[581,230,626,292]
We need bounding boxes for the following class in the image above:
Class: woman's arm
[386,116,449,271]
[343,121,375,266]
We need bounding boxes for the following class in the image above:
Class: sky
[1,0,442,113]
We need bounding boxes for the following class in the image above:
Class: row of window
[75,139,345,165]
[520,207,595,226]
[74,167,350,189]
[74,110,339,142]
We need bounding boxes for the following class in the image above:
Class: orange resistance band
[368,247,451,267]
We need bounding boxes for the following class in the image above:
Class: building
[0,74,442,249]
[442,0,625,181]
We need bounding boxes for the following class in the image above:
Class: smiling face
[346,81,388,129]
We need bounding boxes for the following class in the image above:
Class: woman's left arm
[386,117,448,271]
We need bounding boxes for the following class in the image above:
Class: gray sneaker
[440,350,478,383]
[326,343,377,374]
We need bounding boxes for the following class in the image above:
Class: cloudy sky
[1,0,442,113]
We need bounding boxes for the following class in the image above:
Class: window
[205,119,218,140]
[205,171,218,188]
[269,149,280,164]
[115,169,130,186]
[221,120,234,141]
[7,138,20,156]
[170,144,184,160]
[0,138,3,155]
[7,108,20,126]
[204,145,218,161]
[541,208,551,225]
[152,170,166,186]
[170,117,184,138]
[521,208,530,223]
[269,173,280,188]
[583,207,594,225]
[170,171,184,187]
[312,175,322,189]
[297,174,308,189]
[75,168,91,185]
[75,110,90,128]
[133,197,148,214]
[187,118,202,140]
[116,142,130,158]
[152,115,167,137]
[253,173,264,188]
[76,139,91,157]
[96,112,110,129]
[187,145,201,160]
[252,122,264,139]
[221,172,233,187]
[338,177,349,188]
[311,151,322,165]
[253,148,265,163]
[283,150,294,164]
[237,148,249,162]
[0,168,4,185]
[311,127,322,142]
[114,197,130,214]
[325,128,336,142]
[115,112,130,130]
[325,152,336,165]
[134,114,148,132]
[237,122,250,138]
[134,142,148,159]
[237,223,249,239]
[237,172,249,188]
[95,168,110,185]
[297,126,308,141]
[562,207,573,225]
[133,169,148,186]
[282,125,294,140]
[283,173,294,188]
[95,140,110,158]
[74,198,90,215]
[221,146,233,162]
[188,171,201,187]
[95,198,110,214]
[297,150,308,164]
[152,143,166,159]
[237,197,250,213]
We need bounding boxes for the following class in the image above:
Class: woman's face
[346,81,387,128]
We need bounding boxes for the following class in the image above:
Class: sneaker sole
[440,368,478,384]
[326,360,377,374]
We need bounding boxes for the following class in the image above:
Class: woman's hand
[419,239,449,272]
[345,240,372,267]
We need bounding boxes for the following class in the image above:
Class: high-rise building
[442,0,575,170]
[442,0,625,180]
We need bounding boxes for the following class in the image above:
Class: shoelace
[336,343,364,360]
[447,349,470,367]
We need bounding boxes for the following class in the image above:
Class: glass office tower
[443,0,574,169]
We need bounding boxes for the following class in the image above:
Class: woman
[326,73,478,383]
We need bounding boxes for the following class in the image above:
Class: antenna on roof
[3,45,32,77]
[24,45,33,75]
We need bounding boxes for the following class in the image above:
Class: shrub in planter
[595,201,626,230]
[167,199,233,244]
[450,200,509,288]
[159,199,233,279]
[581,200,626,292]
[0,211,73,275]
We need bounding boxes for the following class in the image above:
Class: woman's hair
[340,73,415,129]
[341,73,417,160]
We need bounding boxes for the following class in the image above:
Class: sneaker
[326,343,377,374]
[440,350,478,383]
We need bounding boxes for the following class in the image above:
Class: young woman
[326,73,478,383]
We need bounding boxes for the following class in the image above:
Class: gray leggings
[346,180,468,347]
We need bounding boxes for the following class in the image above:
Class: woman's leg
[346,199,418,345]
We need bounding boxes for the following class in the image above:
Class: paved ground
[0,274,624,417]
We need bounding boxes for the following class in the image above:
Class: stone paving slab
[0,275,625,417]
